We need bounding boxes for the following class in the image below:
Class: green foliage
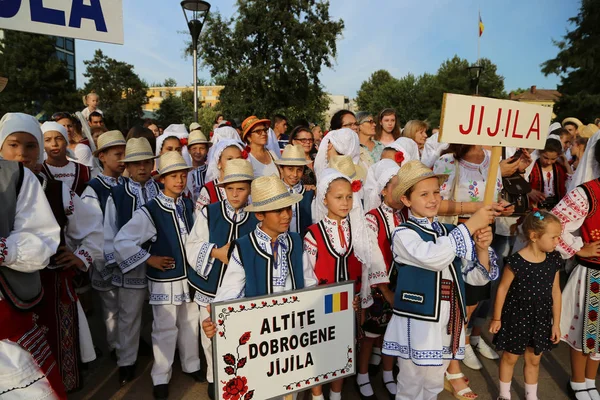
[155,90,218,134]
[195,0,343,124]
[0,31,80,117]
[542,0,600,122]
[356,56,507,128]
[82,50,148,131]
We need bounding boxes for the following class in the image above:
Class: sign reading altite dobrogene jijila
[212,282,355,400]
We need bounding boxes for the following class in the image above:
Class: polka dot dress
[493,251,561,355]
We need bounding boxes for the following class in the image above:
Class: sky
[75,0,581,98]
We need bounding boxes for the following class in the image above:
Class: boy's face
[324,179,352,220]
[280,165,304,187]
[0,132,39,170]
[189,143,208,164]
[160,170,188,197]
[126,159,154,183]
[400,177,441,220]
[161,137,182,155]
[256,207,293,235]
[43,131,68,162]
[99,146,126,175]
[224,182,251,209]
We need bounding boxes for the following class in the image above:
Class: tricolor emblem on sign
[324,291,349,314]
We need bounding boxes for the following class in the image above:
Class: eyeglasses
[250,128,269,135]
[341,122,359,128]
[294,138,314,143]
[360,119,376,125]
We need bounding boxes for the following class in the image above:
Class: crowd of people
[2,86,600,400]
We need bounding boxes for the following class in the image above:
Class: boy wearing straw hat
[187,129,212,203]
[114,151,203,400]
[381,160,499,400]
[104,137,161,386]
[274,144,314,236]
[186,158,258,398]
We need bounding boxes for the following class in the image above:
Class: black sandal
[567,383,590,400]
[355,380,377,400]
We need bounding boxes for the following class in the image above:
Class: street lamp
[467,64,484,95]
[181,0,211,123]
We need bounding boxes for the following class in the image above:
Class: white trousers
[116,287,146,367]
[151,302,201,385]
[77,300,96,363]
[98,288,119,352]
[395,358,450,400]
[199,305,214,383]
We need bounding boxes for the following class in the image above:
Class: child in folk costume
[0,113,66,399]
[313,128,365,177]
[80,130,127,358]
[379,137,420,167]
[359,159,402,399]
[114,151,203,400]
[490,211,563,400]
[527,137,572,210]
[186,159,258,399]
[156,124,193,165]
[554,130,600,400]
[0,113,104,393]
[274,144,314,236]
[186,129,212,203]
[104,137,161,386]
[196,139,244,209]
[382,161,499,400]
[40,121,91,196]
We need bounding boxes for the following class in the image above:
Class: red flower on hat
[241,146,251,160]
[180,138,188,146]
[151,170,159,177]
[395,151,405,164]
[351,180,362,192]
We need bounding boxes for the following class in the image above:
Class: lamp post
[181,0,211,123]
[467,64,484,95]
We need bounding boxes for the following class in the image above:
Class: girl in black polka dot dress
[489,210,563,400]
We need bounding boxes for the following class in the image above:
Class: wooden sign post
[439,93,553,205]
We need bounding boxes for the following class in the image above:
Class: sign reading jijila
[439,93,552,150]
[212,282,355,400]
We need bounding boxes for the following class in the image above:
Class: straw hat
[562,117,583,128]
[0,77,7,93]
[274,144,311,166]
[328,154,367,181]
[241,115,271,139]
[579,123,599,139]
[188,129,212,147]
[93,130,126,156]
[244,175,302,212]
[216,159,254,186]
[119,137,157,162]
[157,151,192,176]
[189,122,201,132]
[392,160,448,200]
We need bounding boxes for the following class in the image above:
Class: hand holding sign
[202,304,217,339]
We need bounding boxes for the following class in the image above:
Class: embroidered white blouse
[283,181,305,234]
[187,164,208,204]
[553,187,588,259]
[213,225,318,302]
[45,161,77,191]
[114,192,192,305]
[365,203,404,288]
[195,179,227,212]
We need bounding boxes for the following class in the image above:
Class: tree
[162,78,177,87]
[82,50,148,131]
[542,0,600,122]
[0,31,80,117]
[155,91,194,127]
[196,0,344,123]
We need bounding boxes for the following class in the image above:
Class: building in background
[143,85,224,112]
[54,36,76,83]
[324,94,356,129]
[509,85,560,119]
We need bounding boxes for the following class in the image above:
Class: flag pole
[476,8,481,95]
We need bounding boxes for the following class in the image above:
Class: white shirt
[195,179,226,212]
[71,143,94,168]
[187,164,208,204]
[45,161,76,191]
[284,181,305,234]
[248,151,279,178]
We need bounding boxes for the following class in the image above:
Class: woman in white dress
[241,116,280,177]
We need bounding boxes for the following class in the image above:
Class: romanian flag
[324,291,349,314]
[479,12,484,37]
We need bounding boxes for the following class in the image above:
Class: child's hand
[147,255,175,271]
[489,319,501,334]
[464,205,498,233]
[352,295,360,312]
[577,241,600,258]
[54,246,85,270]
[551,324,561,344]
[211,244,231,265]
[202,304,218,339]
[497,200,515,217]
[474,226,493,250]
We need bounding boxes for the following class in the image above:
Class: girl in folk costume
[554,130,600,400]
[114,152,203,400]
[81,90,103,121]
[527,137,572,210]
[0,113,66,399]
[196,139,244,210]
[274,144,315,236]
[379,137,420,167]
[156,124,193,166]
[186,129,212,203]
[304,165,371,400]
[490,211,563,400]
[313,127,366,178]
[186,159,258,399]
[360,159,402,400]
[40,121,91,196]
[80,130,127,358]
[0,113,104,393]
[382,161,499,400]
[241,115,280,178]
[103,137,161,387]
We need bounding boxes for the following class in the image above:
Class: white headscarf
[212,125,241,147]
[390,137,420,164]
[41,121,77,159]
[314,128,361,177]
[363,159,400,212]
[569,130,600,192]
[205,139,245,182]
[315,168,371,266]
[548,121,561,134]
[157,124,192,166]
[0,112,44,162]
[266,127,281,159]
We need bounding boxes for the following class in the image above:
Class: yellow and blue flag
[479,12,484,37]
